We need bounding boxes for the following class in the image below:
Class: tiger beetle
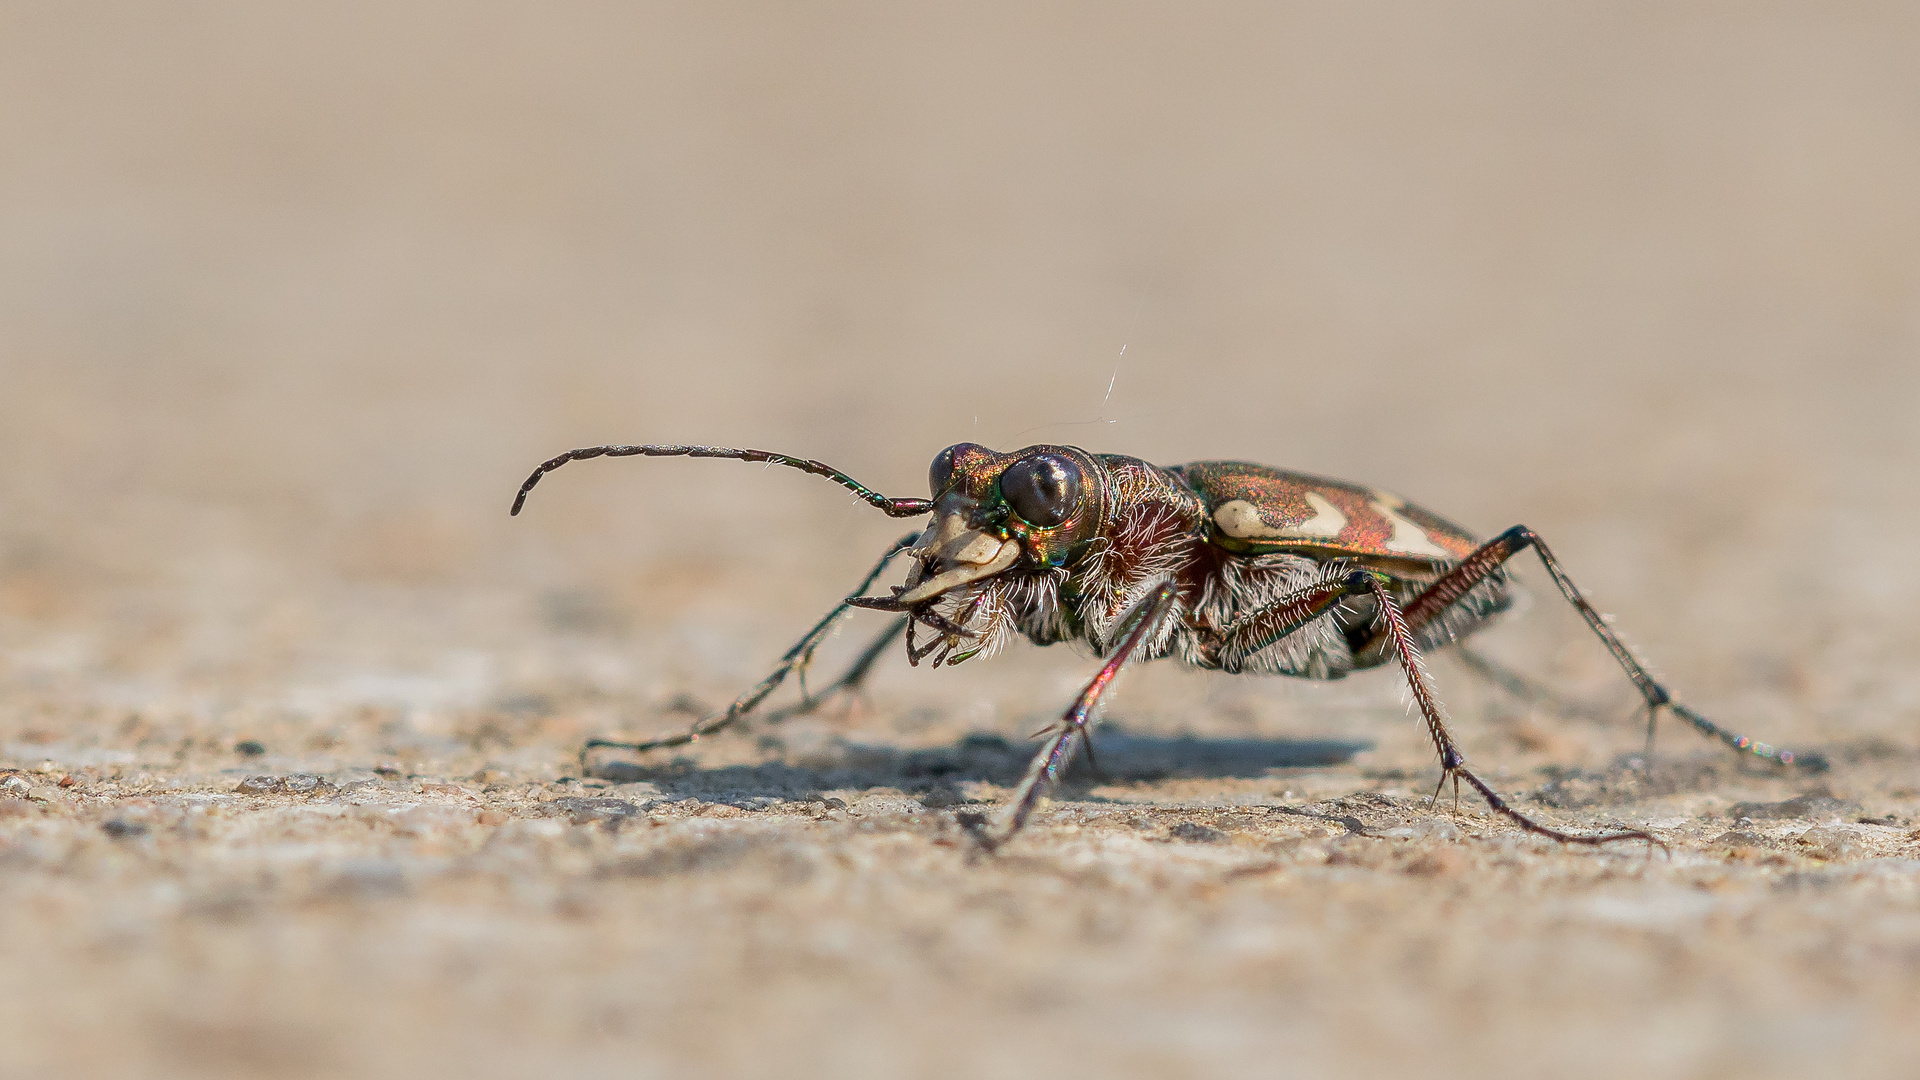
[512,441,1820,851]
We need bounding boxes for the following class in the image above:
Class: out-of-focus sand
[4,4,1920,1077]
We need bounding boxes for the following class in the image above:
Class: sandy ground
[5,3,1920,1077]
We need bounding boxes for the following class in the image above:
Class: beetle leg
[1452,644,1614,724]
[1386,526,1820,770]
[760,617,910,727]
[580,533,921,767]
[1208,563,1368,668]
[975,580,1181,852]
[1359,574,1663,850]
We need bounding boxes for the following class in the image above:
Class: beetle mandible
[512,441,1817,850]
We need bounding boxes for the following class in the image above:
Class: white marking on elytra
[1367,491,1450,557]
[1212,494,1348,540]
[1296,493,1348,537]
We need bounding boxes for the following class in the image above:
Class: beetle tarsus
[1449,760,1665,851]
[1396,526,1819,772]
[1363,573,1660,851]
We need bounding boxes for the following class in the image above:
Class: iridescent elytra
[512,441,1818,850]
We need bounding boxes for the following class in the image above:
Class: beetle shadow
[583,724,1373,807]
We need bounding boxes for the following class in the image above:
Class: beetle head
[886,443,1104,606]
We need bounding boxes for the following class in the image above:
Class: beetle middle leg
[1357,573,1661,848]
[581,532,921,767]
[1382,525,1820,770]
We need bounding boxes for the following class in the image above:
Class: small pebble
[234,740,266,757]
[1798,826,1859,859]
[235,774,336,796]
[1169,823,1227,843]
[543,797,647,825]
[102,819,149,839]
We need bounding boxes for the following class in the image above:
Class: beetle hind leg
[1387,525,1822,771]
[1452,644,1614,725]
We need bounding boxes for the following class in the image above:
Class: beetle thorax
[907,452,1208,664]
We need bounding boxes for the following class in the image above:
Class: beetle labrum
[512,441,1814,850]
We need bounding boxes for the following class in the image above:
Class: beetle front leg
[760,616,909,727]
[1382,525,1819,770]
[976,580,1181,852]
[1359,575,1662,849]
[581,533,921,767]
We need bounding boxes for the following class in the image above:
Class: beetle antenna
[510,443,935,518]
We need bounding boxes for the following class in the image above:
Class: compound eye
[929,442,987,496]
[1000,453,1083,528]
[928,444,961,496]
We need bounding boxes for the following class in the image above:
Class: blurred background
[5,1,1917,751]
[5,3,1920,1077]
[4,1,1919,768]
